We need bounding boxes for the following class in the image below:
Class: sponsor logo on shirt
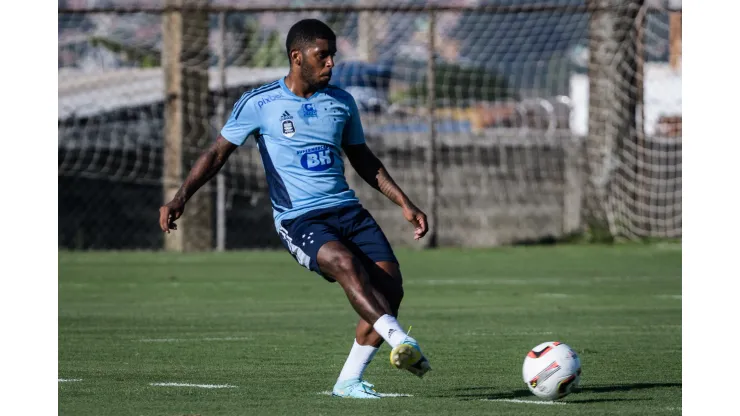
[297,145,334,171]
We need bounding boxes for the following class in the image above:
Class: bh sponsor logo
[298,145,334,171]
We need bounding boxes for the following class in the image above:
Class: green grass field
[59,244,681,415]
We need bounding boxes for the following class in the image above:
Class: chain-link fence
[58,0,681,250]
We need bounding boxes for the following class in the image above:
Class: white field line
[482,398,566,405]
[655,294,681,300]
[467,324,680,337]
[413,278,563,286]
[536,293,572,298]
[654,243,681,251]
[466,331,554,337]
[58,378,82,382]
[139,336,251,343]
[413,278,498,286]
[408,276,663,287]
[318,391,413,397]
[150,382,237,389]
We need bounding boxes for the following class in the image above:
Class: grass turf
[59,244,681,415]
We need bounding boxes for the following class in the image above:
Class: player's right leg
[316,241,390,323]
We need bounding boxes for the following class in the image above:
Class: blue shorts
[277,203,398,282]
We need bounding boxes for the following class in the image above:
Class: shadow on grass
[441,382,682,402]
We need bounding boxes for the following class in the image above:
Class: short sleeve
[220,94,260,146]
[342,94,366,146]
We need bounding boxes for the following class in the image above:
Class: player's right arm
[158,136,237,233]
[159,92,260,233]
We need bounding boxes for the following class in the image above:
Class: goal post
[162,0,212,252]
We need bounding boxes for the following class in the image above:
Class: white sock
[372,314,413,348]
[337,339,379,382]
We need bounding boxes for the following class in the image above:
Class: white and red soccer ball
[522,341,582,400]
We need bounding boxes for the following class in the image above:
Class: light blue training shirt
[220,77,366,230]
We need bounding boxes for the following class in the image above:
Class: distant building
[569,63,682,137]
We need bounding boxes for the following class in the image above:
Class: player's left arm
[344,143,428,240]
[341,94,428,240]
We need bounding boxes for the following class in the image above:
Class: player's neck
[283,73,319,98]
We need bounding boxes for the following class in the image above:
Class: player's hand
[402,202,429,240]
[159,199,185,233]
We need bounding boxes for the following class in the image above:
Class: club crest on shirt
[282,120,296,137]
[299,103,318,122]
[280,111,296,137]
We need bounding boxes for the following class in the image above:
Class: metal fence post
[425,11,438,248]
[216,11,227,251]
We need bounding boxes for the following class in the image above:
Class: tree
[400,59,511,106]
[251,30,288,67]
[89,36,161,68]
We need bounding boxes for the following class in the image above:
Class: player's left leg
[334,205,431,392]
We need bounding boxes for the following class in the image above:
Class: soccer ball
[522,341,581,400]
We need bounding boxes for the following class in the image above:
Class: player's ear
[291,49,302,66]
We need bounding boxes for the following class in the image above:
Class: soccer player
[158,18,431,398]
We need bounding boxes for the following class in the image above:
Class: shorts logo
[278,226,311,269]
[298,145,334,171]
[281,110,296,137]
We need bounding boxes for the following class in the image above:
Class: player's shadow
[577,383,681,394]
[445,382,681,402]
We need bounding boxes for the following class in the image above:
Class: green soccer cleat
[331,379,381,399]
[389,337,432,378]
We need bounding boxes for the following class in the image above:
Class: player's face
[300,38,336,89]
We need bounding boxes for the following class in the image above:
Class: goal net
[58,0,681,250]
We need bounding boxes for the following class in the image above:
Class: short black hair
[285,19,336,59]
